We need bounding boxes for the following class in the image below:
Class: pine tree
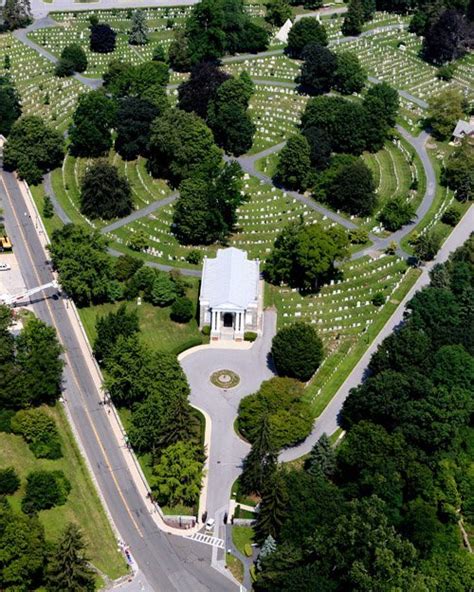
[306,433,336,478]
[256,535,277,571]
[240,415,275,495]
[254,471,288,545]
[47,523,95,592]
[129,9,148,45]
[159,394,194,448]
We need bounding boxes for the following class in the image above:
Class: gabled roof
[452,119,474,138]
[200,248,259,309]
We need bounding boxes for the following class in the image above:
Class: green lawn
[0,405,127,580]
[226,552,244,583]
[232,526,254,555]
[29,182,64,238]
[78,279,206,356]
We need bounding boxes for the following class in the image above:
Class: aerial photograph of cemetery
[0,0,473,589]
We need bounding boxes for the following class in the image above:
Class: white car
[0,262,11,271]
[205,518,215,532]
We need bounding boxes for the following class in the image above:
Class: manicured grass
[29,182,64,237]
[77,280,206,356]
[226,552,244,583]
[329,427,344,446]
[0,404,127,580]
[232,526,254,556]
[307,267,421,417]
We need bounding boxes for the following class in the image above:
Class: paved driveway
[180,310,277,519]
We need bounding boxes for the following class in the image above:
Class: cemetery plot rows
[339,29,474,104]
[53,153,172,229]
[249,84,308,153]
[274,253,407,349]
[0,33,86,132]
[106,176,340,268]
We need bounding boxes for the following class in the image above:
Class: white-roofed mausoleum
[199,248,262,341]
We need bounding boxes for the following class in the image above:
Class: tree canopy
[90,23,116,53]
[69,91,117,157]
[80,160,133,220]
[285,18,328,58]
[3,116,64,185]
[271,322,324,381]
[0,75,21,136]
[264,220,349,291]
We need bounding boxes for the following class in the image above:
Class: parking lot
[0,252,27,301]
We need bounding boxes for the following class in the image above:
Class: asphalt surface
[181,310,277,519]
[30,0,198,19]
[0,166,238,592]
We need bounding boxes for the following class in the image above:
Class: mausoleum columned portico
[199,248,262,341]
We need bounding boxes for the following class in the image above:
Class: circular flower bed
[210,370,240,389]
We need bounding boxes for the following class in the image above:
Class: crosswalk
[186,532,225,549]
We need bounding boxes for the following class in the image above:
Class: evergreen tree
[256,535,277,571]
[80,161,132,220]
[254,470,289,544]
[342,0,365,36]
[306,433,336,478]
[0,75,21,136]
[240,415,275,495]
[47,523,95,592]
[159,394,194,448]
[129,9,148,45]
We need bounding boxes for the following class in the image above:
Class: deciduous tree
[0,75,21,136]
[285,17,328,58]
[69,91,117,157]
[274,133,311,190]
[271,322,323,381]
[90,23,116,53]
[80,161,132,220]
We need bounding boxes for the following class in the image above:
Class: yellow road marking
[1,175,144,538]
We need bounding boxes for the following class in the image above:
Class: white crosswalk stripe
[186,532,225,549]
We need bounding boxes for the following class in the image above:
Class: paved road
[280,204,474,461]
[30,0,198,19]
[0,166,237,592]
[180,310,277,519]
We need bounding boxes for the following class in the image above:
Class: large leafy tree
[173,160,246,244]
[238,377,313,449]
[178,61,230,120]
[342,0,365,36]
[3,116,64,185]
[379,196,415,231]
[443,139,474,202]
[326,157,377,215]
[333,51,367,94]
[285,17,328,58]
[152,441,204,507]
[428,88,466,140]
[114,97,159,160]
[80,161,132,220]
[46,523,95,592]
[129,9,148,45]
[423,9,472,64]
[271,322,323,381]
[265,0,292,27]
[207,72,255,155]
[90,23,116,53]
[275,133,311,190]
[93,303,139,363]
[48,224,115,306]
[55,43,88,76]
[148,108,222,185]
[264,220,349,291]
[15,317,64,407]
[69,91,117,157]
[298,43,337,95]
[185,0,226,64]
[0,75,21,136]
[2,0,32,30]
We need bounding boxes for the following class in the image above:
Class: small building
[199,248,262,341]
[452,119,474,144]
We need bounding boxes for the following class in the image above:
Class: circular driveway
[180,310,277,519]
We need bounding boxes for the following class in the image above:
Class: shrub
[170,296,194,323]
[43,195,54,219]
[234,504,241,519]
[244,543,253,557]
[378,196,415,231]
[348,228,369,244]
[22,470,71,513]
[271,322,323,382]
[0,409,15,433]
[244,331,257,342]
[372,292,385,307]
[202,325,211,336]
[11,408,62,460]
[441,206,461,226]
[186,249,202,265]
[0,467,20,495]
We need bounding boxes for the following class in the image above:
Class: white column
[216,311,220,333]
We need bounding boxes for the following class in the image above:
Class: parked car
[205,518,215,532]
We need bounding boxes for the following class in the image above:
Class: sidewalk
[20,177,207,538]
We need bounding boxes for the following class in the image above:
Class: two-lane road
[0,167,237,592]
